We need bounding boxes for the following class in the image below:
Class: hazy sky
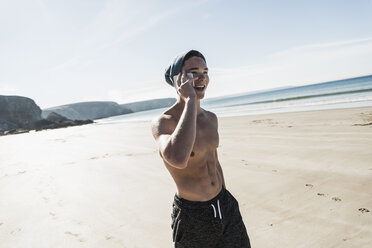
[1,0,372,108]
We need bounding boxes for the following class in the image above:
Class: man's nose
[197,73,206,79]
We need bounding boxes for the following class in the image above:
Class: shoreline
[95,101,372,124]
[212,100,372,118]
[1,107,371,247]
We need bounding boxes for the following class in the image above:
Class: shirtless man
[151,50,251,247]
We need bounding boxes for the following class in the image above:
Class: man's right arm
[152,98,197,169]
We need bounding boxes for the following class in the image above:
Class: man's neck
[177,97,202,115]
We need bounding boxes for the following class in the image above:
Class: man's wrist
[185,95,196,102]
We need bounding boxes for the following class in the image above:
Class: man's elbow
[167,156,189,169]
[171,160,188,169]
[162,150,189,169]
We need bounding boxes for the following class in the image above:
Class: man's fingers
[173,73,185,89]
[179,72,199,87]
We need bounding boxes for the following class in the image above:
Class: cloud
[207,37,372,97]
[52,1,193,69]
[51,0,212,71]
[270,37,372,57]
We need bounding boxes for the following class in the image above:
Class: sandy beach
[1,106,371,248]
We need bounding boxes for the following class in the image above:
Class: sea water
[97,75,372,124]
[203,74,372,117]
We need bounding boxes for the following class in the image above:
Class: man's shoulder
[203,109,218,124]
[151,109,177,138]
[152,107,177,126]
[151,112,173,127]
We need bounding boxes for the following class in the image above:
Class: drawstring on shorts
[211,199,222,219]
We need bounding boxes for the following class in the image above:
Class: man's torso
[160,105,223,201]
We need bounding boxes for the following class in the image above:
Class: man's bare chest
[192,120,219,156]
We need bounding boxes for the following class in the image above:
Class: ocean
[97,75,372,124]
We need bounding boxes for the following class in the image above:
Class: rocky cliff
[0,95,42,131]
[33,112,93,132]
[0,95,96,136]
[42,101,133,120]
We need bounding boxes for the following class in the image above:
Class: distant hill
[121,98,176,112]
[41,98,176,121]
[42,101,133,120]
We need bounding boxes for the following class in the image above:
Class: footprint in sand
[359,112,372,122]
[358,208,370,213]
[332,197,342,202]
[105,235,113,240]
[72,219,83,225]
[252,120,262,124]
[10,228,22,235]
[49,212,58,220]
[241,159,249,165]
[305,184,313,188]
[91,154,110,160]
[317,193,326,196]
[252,119,278,125]
[65,232,86,242]
[65,232,79,237]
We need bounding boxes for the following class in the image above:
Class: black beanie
[164,50,206,87]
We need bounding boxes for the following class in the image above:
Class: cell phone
[187,73,194,87]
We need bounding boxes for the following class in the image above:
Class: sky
[0,0,372,109]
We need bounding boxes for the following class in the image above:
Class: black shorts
[171,187,251,248]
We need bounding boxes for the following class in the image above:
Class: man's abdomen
[171,158,223,201]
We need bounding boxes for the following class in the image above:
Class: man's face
[181,56,209,100]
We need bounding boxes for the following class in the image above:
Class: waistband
[174,186,227,209]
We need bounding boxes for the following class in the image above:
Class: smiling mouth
[194,85,205,91]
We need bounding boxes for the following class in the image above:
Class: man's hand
[175,72,198,101]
